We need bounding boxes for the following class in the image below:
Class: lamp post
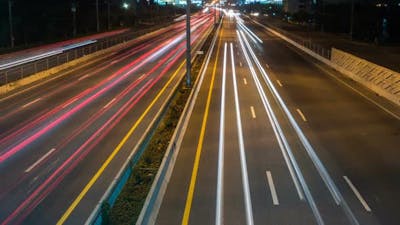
[72,2,77,37]
[186,0,191,87]
[107,0,111,30]
[214,3,216,25]
[349,0,354,40]
[96,0,100,32]
[8,0,14,48]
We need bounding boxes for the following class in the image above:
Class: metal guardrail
[300,39,331,59]
[0,24,171,86]
[250,16,331,60]
[275,26,331,59]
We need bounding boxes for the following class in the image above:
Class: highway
[0,12,213,225]
[155,14,400,225]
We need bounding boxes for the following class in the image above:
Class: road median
[84,22,219,225]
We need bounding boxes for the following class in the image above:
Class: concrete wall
[331,48,400,106]
[251,18,400,107]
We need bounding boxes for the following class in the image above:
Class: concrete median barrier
[331,48,400,105]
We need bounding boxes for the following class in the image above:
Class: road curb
[135,21,221,225]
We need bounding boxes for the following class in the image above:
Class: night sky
[0,0,399,48]
[0,0,134,48]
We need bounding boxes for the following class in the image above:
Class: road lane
[244,16,399,225]
[156,16,318,225]
[0,13,214,225]
[156,13,400,225]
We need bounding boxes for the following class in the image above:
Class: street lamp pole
[72,2,77,37]
[96,0,100,32]
[107,0,111,30]
[8,0,14,48]
[350,0,354,40]
[186,0,191,87]
[214,3,216,25]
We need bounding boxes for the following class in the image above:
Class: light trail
[0,31,175,141]
[0,27,188,162]
[238,25,360,225]
[0,25,205,198]
[216,43,227,225]
[235,15,263,44]
[230,42,254,225]
[237,29,305,201]
[0,16,213,224]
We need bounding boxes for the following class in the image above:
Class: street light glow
[122,2,129,9]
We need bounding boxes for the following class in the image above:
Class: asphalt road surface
[156,14,400,225]
[0,13,213,225]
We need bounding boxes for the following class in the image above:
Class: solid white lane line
[276,80,283,87]
[231,42,254,225]
[237,29,305,201]
[296,108,307,122]
[266,171,279,205]
[25,148,56,173]
[103,98,116,109]
[216,43,228,225]
[243,78,247,85]
[62,98,78,109]
[78,74,89,81]
[236,19,263,44]
[343,176,372,212]
[22,98,41,108]
[250,106,256,119]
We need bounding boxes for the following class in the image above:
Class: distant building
[156,0,202,6]
[283,0,315,13]
[243,0,283,5]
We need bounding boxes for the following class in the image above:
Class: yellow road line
[181,28,224,225]
[57,61,186,225]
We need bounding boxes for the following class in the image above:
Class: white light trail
[216,43,227,225]
[230,42,254,225]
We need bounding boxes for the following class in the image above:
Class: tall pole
[320,0,325,32]
[96,0,100,32]
[8,0,14,48]
[72,2,77,37]
[107,0,111,30]
[214,4,216,25]
[186,0,191,87]
[350,0,354,40]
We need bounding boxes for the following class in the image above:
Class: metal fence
[0,24,170,86]
[258,19,332,60]
[300,39,331,59]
